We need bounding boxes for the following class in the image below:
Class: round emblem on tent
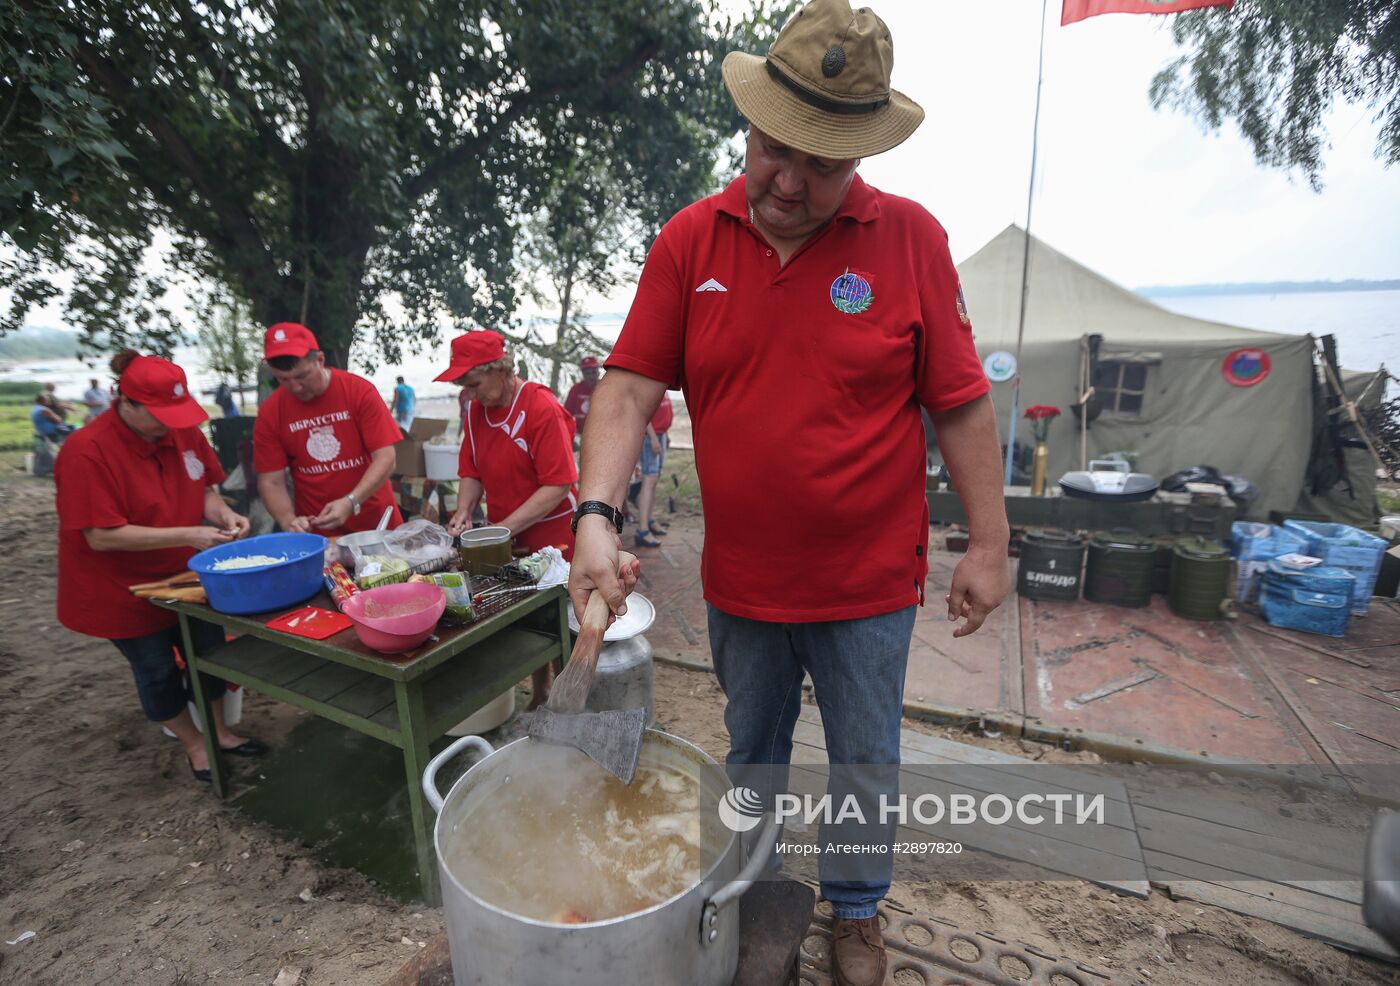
[1222,348,1271,387]
[829,270,873,315]
[983,351,1017,383]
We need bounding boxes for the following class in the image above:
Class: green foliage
[194,289,261,399]
[0,380,43,398]
[3,0,782,366]
[1150,1,1400,190]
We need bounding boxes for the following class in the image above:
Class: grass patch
[1379,485,1400,516]
[0,403,38,452]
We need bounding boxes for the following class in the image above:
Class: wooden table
[159,585,570,902]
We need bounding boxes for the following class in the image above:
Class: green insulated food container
[1168,536,1231,621]
[1017,530,1086,601]
[1084,531,1156,608]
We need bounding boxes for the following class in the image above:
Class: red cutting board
[266,606,352,640]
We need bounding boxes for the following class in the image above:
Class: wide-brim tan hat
[722,0,924,160]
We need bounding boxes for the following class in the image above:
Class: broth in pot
[442,740,723,923]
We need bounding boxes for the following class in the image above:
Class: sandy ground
[2,476,1397,985]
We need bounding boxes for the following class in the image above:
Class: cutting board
[266,606,352,640]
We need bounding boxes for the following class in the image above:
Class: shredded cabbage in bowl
[211,554,287,571]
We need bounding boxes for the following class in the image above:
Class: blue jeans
[639,432,667,477]
[708,603,915,920]
[111,619,228,722]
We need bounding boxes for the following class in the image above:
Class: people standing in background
[214,382,240,418]
[253,322,404,536]
[563,355,601,438]
[32,394,74,444]
[43,382,74,420]
[633,392,673,548]
[390,375,416,430]
[82,378,112,423]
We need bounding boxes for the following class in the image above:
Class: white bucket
[162,684,243,738]
[447,688,515,736]
[424,443,462,482]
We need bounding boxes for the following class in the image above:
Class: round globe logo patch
[830,270,874,315]
[717,786,766,833]
[1222,348,1271,387]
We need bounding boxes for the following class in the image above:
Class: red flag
[1062,0,1233,26]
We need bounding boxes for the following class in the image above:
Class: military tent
[951,225,1378,523]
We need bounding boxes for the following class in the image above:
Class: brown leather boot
[831,915,887,986]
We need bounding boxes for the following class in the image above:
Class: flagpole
[1004,0,1050,487]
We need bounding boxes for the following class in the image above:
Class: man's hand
[311,498,354,530]
[945,545,1009,638]
[282,515,313,534]
[445,507,472,538]
[648,435,661,455]
[568,519,640,625]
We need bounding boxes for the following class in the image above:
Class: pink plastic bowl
[342,582,447,654]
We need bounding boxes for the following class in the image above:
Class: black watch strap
[572,500,624,534]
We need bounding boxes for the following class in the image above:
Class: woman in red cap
[438,331,579,707]
[55,350,267,782]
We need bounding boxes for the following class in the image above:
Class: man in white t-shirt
[82,378,111,423]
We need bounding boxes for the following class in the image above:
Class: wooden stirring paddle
[548,550,640,713]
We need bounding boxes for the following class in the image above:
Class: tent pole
[1005,0,1050,487]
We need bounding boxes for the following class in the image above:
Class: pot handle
[422,734,495,814]
[698,812,780,947]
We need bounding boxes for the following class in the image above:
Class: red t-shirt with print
[459,381,579,558]
[607,174,989,622]
[253,369,403,536]
[55,412,226,638]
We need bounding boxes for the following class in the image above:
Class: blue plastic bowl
[189,532,328,615]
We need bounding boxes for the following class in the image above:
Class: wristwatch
[345,492,362,516]
[572,500,624,534]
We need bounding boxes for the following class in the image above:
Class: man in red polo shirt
[562,355,601,438]
[568,3,1009,984]
[254,322,403,536]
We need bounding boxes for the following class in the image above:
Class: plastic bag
[412,571,476,624]
[1160,464,1257,507]
[381,519,457,575]
[356,555,411,589]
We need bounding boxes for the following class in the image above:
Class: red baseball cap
[119,356,208,428]
[435,330,507,382]
[264,322,320,361]
[580,356,601,369]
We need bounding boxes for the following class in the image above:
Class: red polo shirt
[253,369,403,536]
[459,381,579,558]
[55,412,226,638]
[607,174,988,622]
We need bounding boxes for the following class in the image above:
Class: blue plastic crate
[1230,523,1307,603]
[1281,520,1385,615]
[1260,561,1355,637]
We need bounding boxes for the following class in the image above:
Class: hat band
[765,59,890,116]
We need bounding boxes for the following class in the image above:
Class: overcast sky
[839,1,1399,287]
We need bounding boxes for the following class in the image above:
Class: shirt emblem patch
[695,278,727,293]
[183,449,205,481]
[956,284,971,326]
[306,425,342,463]
[830,269,874,315]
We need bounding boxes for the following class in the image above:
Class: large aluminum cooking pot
[423,729,777,986]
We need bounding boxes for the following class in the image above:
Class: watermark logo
[718,787,766,832]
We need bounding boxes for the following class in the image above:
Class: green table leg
[181,615,227,798]
[395,680,440,904]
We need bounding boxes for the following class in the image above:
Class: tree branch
[405,39,659,204]
[171,0,297,173]
[72,40,277,282]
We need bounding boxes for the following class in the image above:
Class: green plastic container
[1017,530,1085,601]
[1084,531,1156,608]
[1169,536,1231,621]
